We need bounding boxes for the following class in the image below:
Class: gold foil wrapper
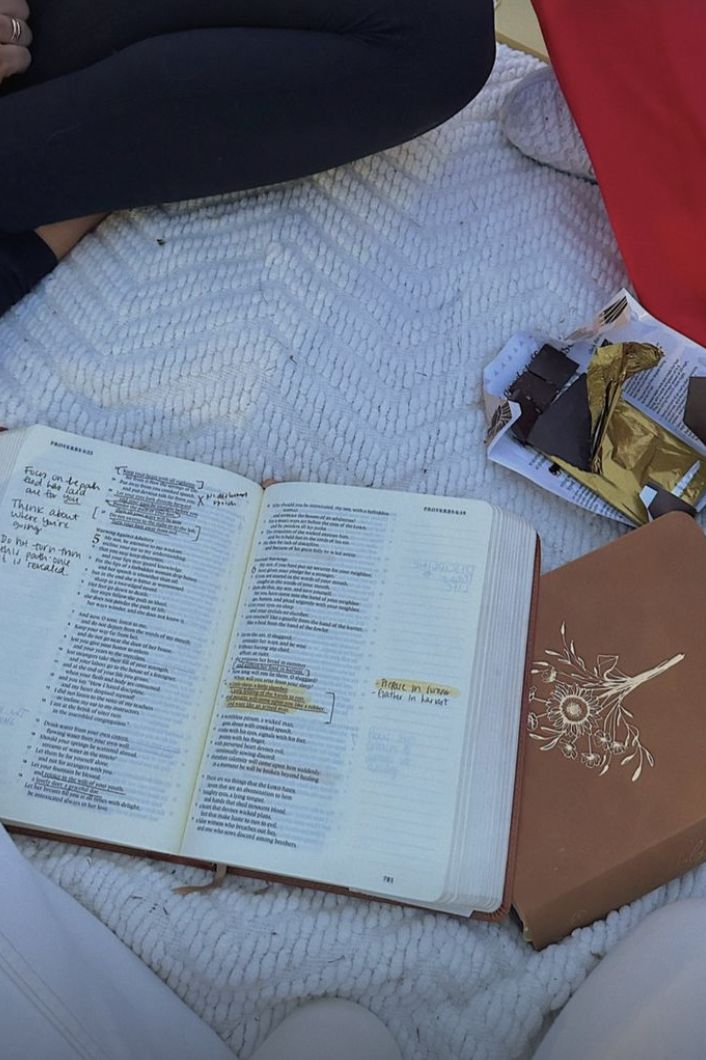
[544,342,706,524]
[586,342,662,469]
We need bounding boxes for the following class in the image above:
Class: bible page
[0,426,261,852]
[183,483,493,904]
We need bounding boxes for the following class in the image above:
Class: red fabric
[532,0,706,346]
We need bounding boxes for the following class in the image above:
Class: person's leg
[532,900,706,1060]
[1,0,495,231]
[0,0,494,313]
[1,825,400,1060]
[250,998,402,1060]
[0,826,234,1060]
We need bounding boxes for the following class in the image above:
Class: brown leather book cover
[512,514,706,949]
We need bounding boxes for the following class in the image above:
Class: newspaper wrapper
[484,291,706,525]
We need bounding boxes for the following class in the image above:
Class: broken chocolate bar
[526,375,593,471]
[508,374,557,443]
[508,344,578,445]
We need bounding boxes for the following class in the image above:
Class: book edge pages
[474,536,541,922]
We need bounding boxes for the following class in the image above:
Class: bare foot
[35,212,108,260]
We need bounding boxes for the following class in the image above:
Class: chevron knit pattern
[4,46,705,1060]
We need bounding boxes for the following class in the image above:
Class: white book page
[183,483,493,903]
[0,427,261,853]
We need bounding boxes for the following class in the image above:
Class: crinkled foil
[545,342,706,524]
[586,342,662,469]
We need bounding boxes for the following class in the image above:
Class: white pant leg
[0,826,402,1060]
[532,899,706,1060]
[0,826,234,1060]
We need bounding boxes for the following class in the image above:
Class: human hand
[0,0,31,84]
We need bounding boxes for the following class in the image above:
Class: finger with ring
[1,14,31,46]
[0,43,31,80]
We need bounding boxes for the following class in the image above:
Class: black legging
[1,0,494,232]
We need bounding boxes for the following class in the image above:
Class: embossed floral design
[528,623,684,782]
[545,683,599,738]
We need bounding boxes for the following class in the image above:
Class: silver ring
[9,17,23,44]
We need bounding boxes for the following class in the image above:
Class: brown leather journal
[513,514,706,948]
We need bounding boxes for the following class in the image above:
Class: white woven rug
[4,45,705,1060]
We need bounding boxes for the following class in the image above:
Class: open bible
[0,426,538,917]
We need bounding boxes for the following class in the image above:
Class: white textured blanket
[3,46,705,1060]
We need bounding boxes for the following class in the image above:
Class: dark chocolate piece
[509,397,542,445]
[508,370,559,445]
[526,374,593,471]
[507,344,579,446]
[644,483,696,520]
[508,372,558,411]
[527,344,578,389]
[683,376,706,445]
